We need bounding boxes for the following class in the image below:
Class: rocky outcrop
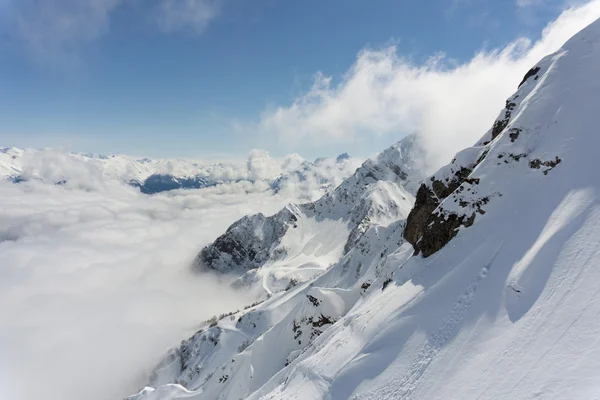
[404,51,562,258]
[404,155,482,257]
[195,208,298,273]
[518,66,541,88]
[490,99,517,141]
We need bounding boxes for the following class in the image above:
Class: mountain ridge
[129,18,600,400]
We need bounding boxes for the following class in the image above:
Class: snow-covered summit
[195,133,424,276]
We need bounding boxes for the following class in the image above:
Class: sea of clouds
[0,149,361,400]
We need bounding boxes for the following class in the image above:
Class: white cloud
[157,0,222,33]
[2,0,225,62]
[516,0,543,7]
[2,146,363,201]
[7,0,121,62]
[0,146,363,400]
[0,180,291,400]
[0,187,254,400]
[260,1,600,172]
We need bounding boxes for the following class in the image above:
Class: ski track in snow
[358,249,499,400]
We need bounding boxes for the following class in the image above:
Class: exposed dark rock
[491,100,517,140]
[518,66,541,88]
[417,212,476,257]
[529,156,562,175]
[285,278,299,291]
[508,128,522,143]
[195,208,298,272]
[404,151,487,257]
[307,295,321,307]
[382,277,393,291]
[292,320,302,340]
[404,185,440,250]
[509,153,528,162]
[312,314,334,328]
[431,167,472,198]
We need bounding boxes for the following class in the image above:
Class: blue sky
[0,0,596,160]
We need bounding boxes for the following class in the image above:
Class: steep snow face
[130,19,600,400]
[242,18,600,400]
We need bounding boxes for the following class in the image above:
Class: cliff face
[404,51,552,257]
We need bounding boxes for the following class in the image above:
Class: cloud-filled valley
[0,147,360,400]
[0,182,252,399]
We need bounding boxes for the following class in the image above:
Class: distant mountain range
[0,147,362,196]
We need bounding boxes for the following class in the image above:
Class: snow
[129,135,419,398]
[249,18,600,400]
[127,385,202,400]
[132,17,600,400]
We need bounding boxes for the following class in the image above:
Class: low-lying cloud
[260,1,600,172]
[0,171,317,400]
[2,146,363,202]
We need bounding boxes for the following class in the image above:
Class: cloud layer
[260,0,600,172]
[1,146,363,202]
[0,143,364,400]
[0,171,325,400]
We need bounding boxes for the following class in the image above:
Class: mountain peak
[335,152,351,162]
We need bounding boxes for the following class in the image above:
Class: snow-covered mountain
[129,19,600,400]
[128,132,423,399]
[196,133,423,279]
[0,147,362,197]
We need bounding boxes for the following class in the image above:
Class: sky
[0,0,597,161]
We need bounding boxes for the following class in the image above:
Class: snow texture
[131,18,600,400]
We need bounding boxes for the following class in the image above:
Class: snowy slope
[129,19,600,400]
[248,19,600,400]
[126,135,421,399]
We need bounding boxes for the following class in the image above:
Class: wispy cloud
[1,0,226,63]
[259,0,600,172]
[157,0,222,33]
[5,0,121,63]
[516,0,544,7]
